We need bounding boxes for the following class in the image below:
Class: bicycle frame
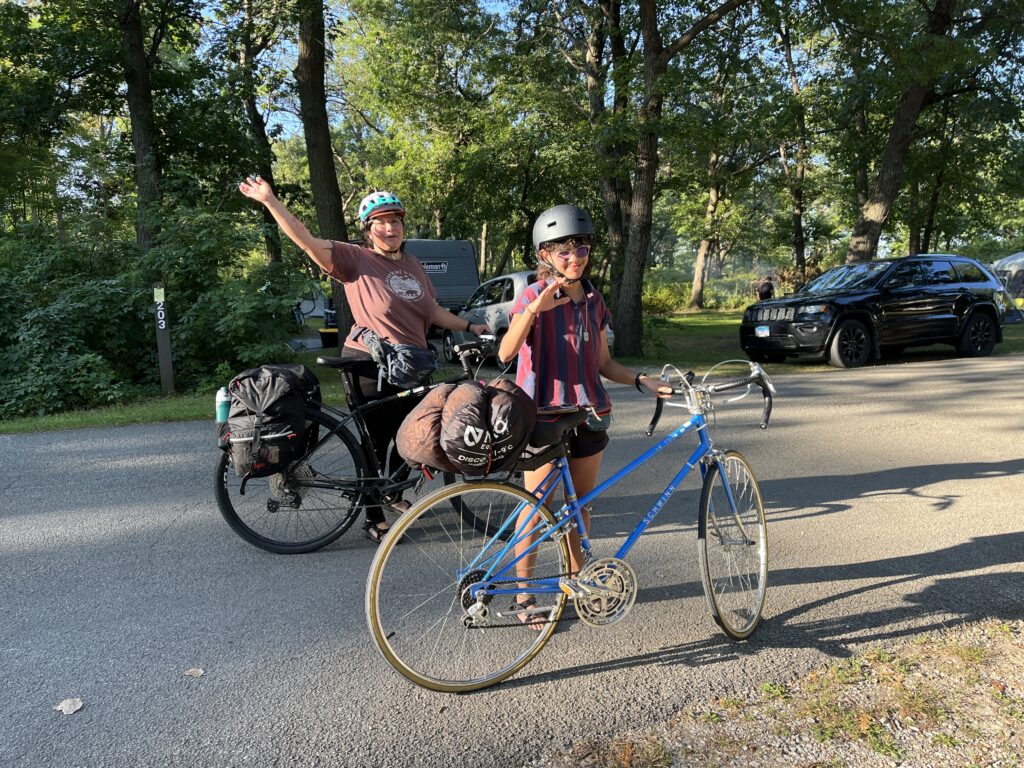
[462,409,737,602]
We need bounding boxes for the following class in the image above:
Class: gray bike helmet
[532,204,595,250]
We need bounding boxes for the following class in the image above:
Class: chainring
[574,557,638,628]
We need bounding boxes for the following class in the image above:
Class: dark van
[404,238,481,313]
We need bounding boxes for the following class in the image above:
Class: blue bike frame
[462,409,732,601]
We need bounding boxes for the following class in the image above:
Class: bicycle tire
[215,405,369,553]
[441,471,515,540]
[365,481,570,692]
[697,450,768,640]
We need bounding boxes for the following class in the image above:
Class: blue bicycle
[365,361,776,692]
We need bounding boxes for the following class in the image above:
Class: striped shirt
[511,278,613,414]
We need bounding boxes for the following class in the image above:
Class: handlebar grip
[645,398,664,437]
[759,389,773,429]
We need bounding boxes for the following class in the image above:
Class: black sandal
[363,521,391,544]
[513,596,546,631]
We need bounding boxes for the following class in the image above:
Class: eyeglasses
[371,216,404,228]
[552,244,591,261]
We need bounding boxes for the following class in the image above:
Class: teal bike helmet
[359,191,406,222]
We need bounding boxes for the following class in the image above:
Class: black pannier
[217,364,320,478]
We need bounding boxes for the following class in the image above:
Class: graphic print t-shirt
[325,241,437,351]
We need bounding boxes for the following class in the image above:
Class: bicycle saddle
[529,407,589,448]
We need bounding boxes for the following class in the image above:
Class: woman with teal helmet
[239,177,488,542]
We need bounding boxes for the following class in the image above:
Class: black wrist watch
[465,319,472,333]
[634,372,647,392]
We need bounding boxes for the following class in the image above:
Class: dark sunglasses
[553,244,591,261]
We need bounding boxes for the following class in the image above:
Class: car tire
[957,312,996,357]
[828,319,871,368]
[442,331,458,364]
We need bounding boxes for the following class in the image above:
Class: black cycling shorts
[567,424,609,459]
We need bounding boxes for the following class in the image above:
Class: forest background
[1,0,1022,419]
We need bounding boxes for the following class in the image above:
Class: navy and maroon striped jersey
[511,278,613,415]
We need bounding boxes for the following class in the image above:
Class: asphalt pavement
[2,355,1022,767]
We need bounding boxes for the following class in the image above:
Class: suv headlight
[797,304,829,316]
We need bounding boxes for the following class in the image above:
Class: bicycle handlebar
[644,362,775,436]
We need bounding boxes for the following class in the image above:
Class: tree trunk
[491,240,514,279]
[589,0,632,312]
[908,222,921,256]
[846,0,958,262]
[775,3,806,281]
[613,0,748,355]
[690,179,721,309]
[119,0,161,250]
[294,0,350,332]
[239,14,281,263]
[922,167,945,253]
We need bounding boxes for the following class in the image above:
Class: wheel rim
[969,318,993,353]
[838,326,868,365]
[699,455,767,639]
[367,483,567,691]
[443,333,455,362]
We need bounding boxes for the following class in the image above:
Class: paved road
[3,357,1022,767]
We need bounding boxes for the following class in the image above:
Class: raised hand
[238,175,275,205]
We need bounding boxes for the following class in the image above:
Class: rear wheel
[698,451,768,640]
[442,471,516,540]
[957,312,996,357]
[215,406,368,553]
[828,319,871,368]
[366,482,569,692]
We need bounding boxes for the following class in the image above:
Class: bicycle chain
[462,572,574,629]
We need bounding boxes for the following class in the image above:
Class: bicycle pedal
[559,578,583,599]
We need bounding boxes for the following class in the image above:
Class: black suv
[740,254,1020,368]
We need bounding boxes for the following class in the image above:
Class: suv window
[923,260,957,285]
[486,280,506,304]
[467,284,490,309]
[954,261,987,283]
[800,262,890,294]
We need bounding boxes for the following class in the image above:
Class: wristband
[525,304,537,317]
[465,319,472,333]
[634,372,647,392]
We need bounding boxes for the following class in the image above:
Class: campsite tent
[992,252,1024,306]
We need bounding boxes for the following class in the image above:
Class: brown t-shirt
[325,241,438,351]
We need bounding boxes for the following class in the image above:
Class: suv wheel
[442,331,458,364]
[957,313,996,357]
[828,319,871,368]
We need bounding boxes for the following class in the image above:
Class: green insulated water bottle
[215,387,231,423]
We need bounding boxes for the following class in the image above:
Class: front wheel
[366,482,570,692]
[828,318,871,368]
[698,450,768,640]
[215,406,369,553]
[957,312,996,357]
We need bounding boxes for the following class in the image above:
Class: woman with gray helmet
[239,177,488,542]
[498,204,670,627]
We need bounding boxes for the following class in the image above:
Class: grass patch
[3,312,1022,434]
